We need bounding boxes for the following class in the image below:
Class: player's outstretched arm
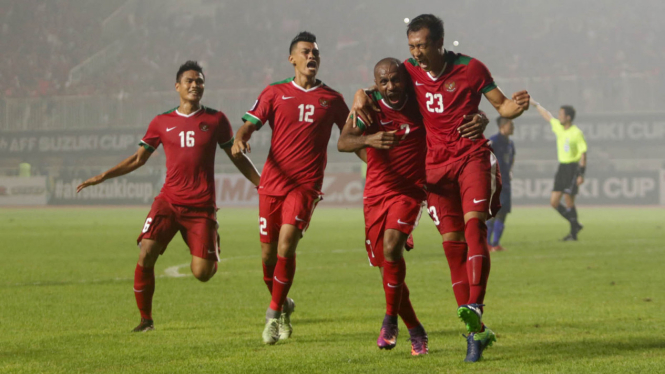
[484,88,530,119]
[337,114,399,152]
[223,147,261,187]
[529,98,554,122]
[76,146,152,193]
[232,121,258,157]
[350,88,380,127]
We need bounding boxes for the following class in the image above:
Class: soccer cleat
[464,328,497,362]
[262,318,280,345]
[408,325,429,356]
[489,245,505,252]
[562,233,577,241]
[131,318,154,332]
[457,304,484,333]
[278,298,295,340]
[377,319,399,350]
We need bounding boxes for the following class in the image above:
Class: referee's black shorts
[553,162,580,195]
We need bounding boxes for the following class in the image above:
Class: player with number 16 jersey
[76,61,261,333]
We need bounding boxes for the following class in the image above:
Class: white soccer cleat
[263,318,280,345]
[278,298,295,340]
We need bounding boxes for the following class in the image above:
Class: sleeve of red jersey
[468,58,498,95]
[241,86,273,130]
[333,98,351,131]
[217,112,235,149]
[139,117,161,152]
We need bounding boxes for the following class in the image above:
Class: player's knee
[191,264,216,282]
[138,241,161,266]
[383,242,403,262]
[442,231,465,242]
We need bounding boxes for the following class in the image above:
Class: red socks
[269,255,296,311]
[398,283,420,329]
[443,240,470,307]
[262,262,275,293]
[382,258,406,317]
[465,218,491,305]
[134,264,155,320]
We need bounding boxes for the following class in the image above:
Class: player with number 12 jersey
[233,32,349,345]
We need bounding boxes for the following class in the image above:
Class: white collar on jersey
[381,94,408,111]
[175,107,203,118]
[427,50,449,81]
[291,80,322,92]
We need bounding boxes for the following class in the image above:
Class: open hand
[458,112,489,139]
[365,130,399,149]
[77,175,104,193]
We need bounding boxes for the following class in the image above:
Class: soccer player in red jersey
[232,32,350,344]
[338,58,429,355]
[352,15,530,362]
[77,61,261,332]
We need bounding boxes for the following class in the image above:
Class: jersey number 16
[179,131,195,147]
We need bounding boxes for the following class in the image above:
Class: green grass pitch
[1,206,663,373]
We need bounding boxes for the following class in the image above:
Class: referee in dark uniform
[531,98,588,241]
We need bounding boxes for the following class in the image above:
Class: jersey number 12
[298,104,314,122]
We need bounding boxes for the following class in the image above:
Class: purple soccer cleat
[377,317,399,350]
[408,325,429,356]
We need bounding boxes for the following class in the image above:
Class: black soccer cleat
[132,318,154,332]
[562,233,577,241]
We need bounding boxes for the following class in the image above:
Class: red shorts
[426,149,502,235]
[137,197,220,261]
[258,187,322,243]
[364,194,424,267]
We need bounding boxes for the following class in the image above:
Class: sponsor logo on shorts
[473,198,487,204]
[397,219,413,225]
[295,216,306,222]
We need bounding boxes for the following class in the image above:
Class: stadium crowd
[1,0,662,106]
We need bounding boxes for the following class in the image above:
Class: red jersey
[140,106,234,207]
[404,51,497,169]
[357,93,427,201]
[242,77,349,196]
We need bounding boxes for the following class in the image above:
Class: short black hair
[560,105,576,121]
[496,116,512,127]
[289,31,317,54]
[176,60,204,83]
[407,14,444,42]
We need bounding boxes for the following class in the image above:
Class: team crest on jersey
[319,98,329,108]
[199,123,209,132]
[444,80,457,92]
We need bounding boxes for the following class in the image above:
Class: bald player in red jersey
[352,15,530,362]
[77,61,261,333]
[232,32,349,345]
[339,58,428,356]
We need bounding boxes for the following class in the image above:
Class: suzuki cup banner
[0,128,144,155]
[50,175,158,205]
[0,177,47,206]
[215,171,665,207]
[511,170,661,205]
[504,112,665,148]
